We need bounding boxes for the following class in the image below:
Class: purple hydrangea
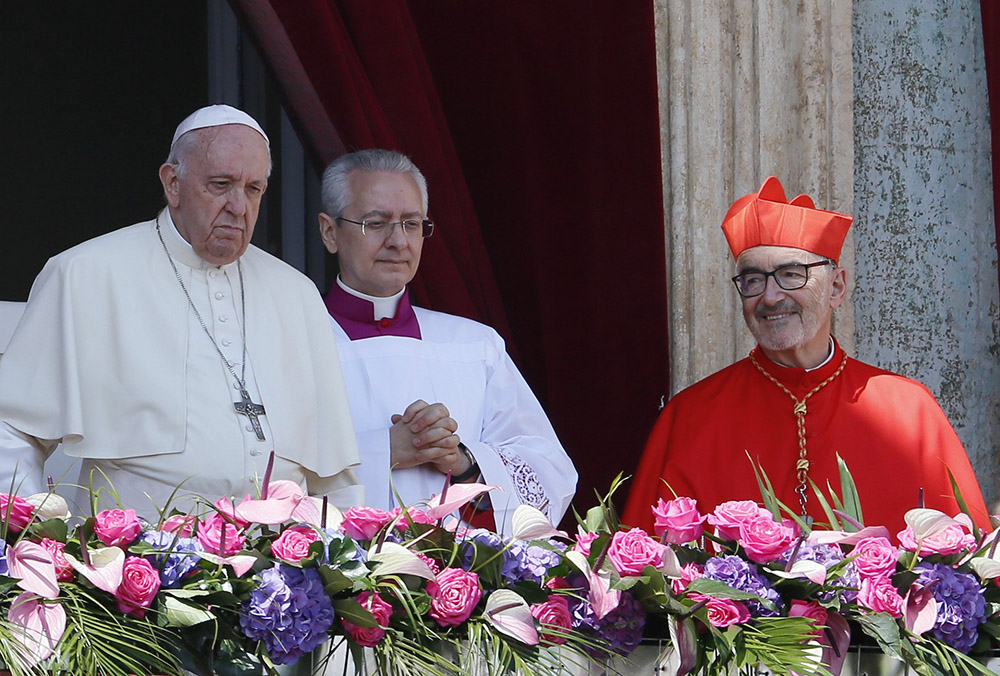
[0,541,8,576]
[568,587,646,657]
[501,540,562,584]
[913,562,987,653]
[781,541,859,603]
[459,528,504,569]
[240,564,335,664]
[703,555,782,617]
[140,530,203,588]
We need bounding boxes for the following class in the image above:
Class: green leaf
[163,596,216,627]
[333,597,378,628]
[836,454,864,525]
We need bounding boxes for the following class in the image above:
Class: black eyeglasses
[731,260,834,298]
[336,217,434,239]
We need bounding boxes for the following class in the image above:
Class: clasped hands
[389,399,472,477]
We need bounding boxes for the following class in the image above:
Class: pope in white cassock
[317,149,576,534]
[0,105,361,516]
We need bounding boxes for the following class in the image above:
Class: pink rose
[161,514,197,537]
[850,537,899,579]
[789,600,828,637]
[94,508,142,547]
[341,506,394,541]
[342,591,393,647]
[427,567,482,627]
[271,525,320,563]
[573,531,598,557]
[530,595,573,644]
[708,500,770,541]
[737,515,795,563]
[857,576,904,617]
[197,513,246,557]
[114,556,161,619]
[390,506,435,530]
[0,494,35,532]
[39,538,74,582]
[546,576,570,590]
[897,524,975,556]
[688,593,750,627]
[214,496,251,529]
[416,552,442,575]
[607,528,667,576]
[652,497,707,545]
[671,562,704,595]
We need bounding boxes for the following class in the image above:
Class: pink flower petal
[64,547,124,594]
[9,541,59,599]
[807,526,892,547]
[8,592,66,667]
[198,553,256,577]
[904,585,938,635]
[820,611,851,676]
[290,496,322,525]
[425,482,498,520]
[234,498,296,525]
[904,508,958,541]
[565,551,620,619]
[484,590,539,645]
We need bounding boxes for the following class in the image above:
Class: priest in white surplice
[0,105,361,516]
[318,149,576,534]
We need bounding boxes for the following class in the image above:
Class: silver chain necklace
[156,221,267,440]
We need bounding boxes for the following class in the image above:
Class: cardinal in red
[623,177,990,536]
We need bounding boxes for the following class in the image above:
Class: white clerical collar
[159,209,237,272]
[336,276,404,320]
[766,336,836,372]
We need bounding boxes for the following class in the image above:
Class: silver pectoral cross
[234,385,267,441]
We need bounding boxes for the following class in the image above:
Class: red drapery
[981,0,1000,296]
[229,0,668,520]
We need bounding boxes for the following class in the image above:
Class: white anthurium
[968,530,1000,580]
[807,525,892,547]
[770,560,828,585]
[24,493,71,521]
[484,589,539,646]
[198,553,256,577]
[368,542,436,580]
[659,544,684,578]
[511,504,567,541]
[321,504,344,532]
[904,508,959,540]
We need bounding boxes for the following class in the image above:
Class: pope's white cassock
[324,278,576,534]
[0,211,361,517]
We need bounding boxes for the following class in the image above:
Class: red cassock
[623,341,991,537]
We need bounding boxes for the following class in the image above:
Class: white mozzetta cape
[0,214,359,507]
[331,305,577,535]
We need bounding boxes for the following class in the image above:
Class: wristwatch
[452,442,480,482]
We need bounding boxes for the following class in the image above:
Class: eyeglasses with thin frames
[336,217,434,239]
[731,260,834,298]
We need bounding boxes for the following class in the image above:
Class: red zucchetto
[721,176,853,262]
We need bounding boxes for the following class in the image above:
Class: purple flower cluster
[569,588,646,656]
[703,555,782,617]
[140,530,203,588]
[501,540,564,584]
[781,541,859,603]
[459,528,504,569]
[0,541,7,576]
[913,562,986,653]
[240,564,335,664]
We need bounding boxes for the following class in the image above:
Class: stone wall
[853,0,1000,505]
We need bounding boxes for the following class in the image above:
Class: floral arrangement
[0,459,997,676]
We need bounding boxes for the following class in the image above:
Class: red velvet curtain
[229,0,668,520]
[981,1,1000,296]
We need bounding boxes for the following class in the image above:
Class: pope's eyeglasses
[336,217,434,239]
[731,260,834,298]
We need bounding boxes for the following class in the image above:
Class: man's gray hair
[165,127,273,179]
[320,149,428,218]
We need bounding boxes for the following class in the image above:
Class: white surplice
[329,287,576,535]
[0,211,360,517]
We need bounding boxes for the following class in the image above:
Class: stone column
[853,0,1000,504]
[654,0,855,394]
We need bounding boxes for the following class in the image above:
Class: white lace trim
[493,445,549,518]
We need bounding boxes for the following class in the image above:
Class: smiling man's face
[736,245,846,368]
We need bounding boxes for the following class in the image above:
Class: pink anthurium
[904,508,958,541]
[235,479,320,525]
[7,592,66,667]
[903,582,939,636]
[425,482,498,521]
[8,541,59,599]
[565,550,620,619]
[197,552,257,577]
[64,546,124,594]
[771,559,828,585]
[484,590,539,645]
[511,505,568,541]
[807,526,892,547]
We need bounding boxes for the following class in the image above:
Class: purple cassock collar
[324,281,422,341]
